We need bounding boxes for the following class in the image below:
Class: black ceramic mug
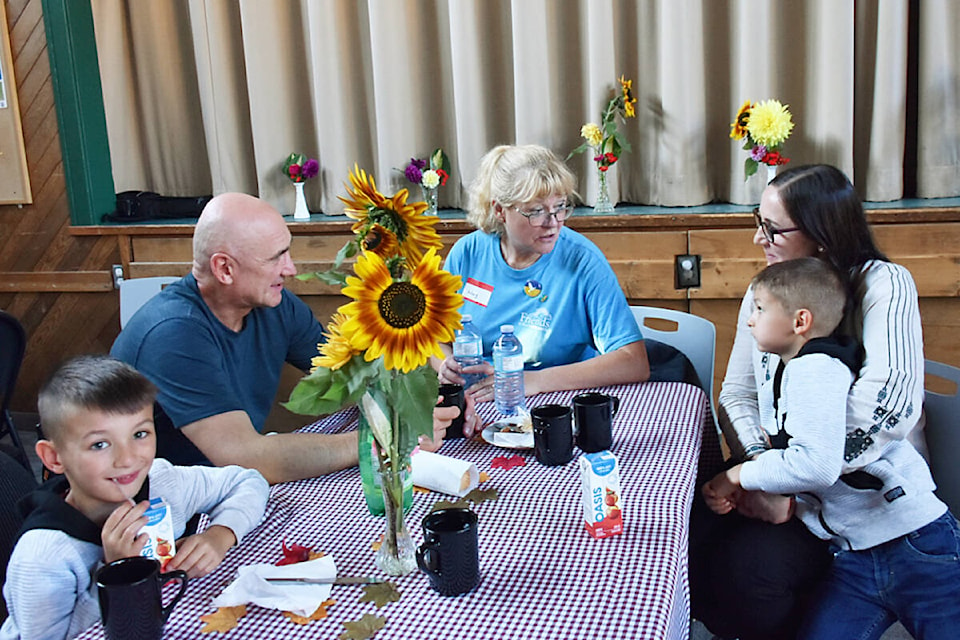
[573,392,620,453]
[437,383,466,439]
[96,556,188,640]
[416,507,480,596]
[532,404,574,466]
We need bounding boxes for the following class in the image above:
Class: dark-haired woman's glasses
[753,208,800,243]
[512,202,573,226]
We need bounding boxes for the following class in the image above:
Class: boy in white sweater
[1,355,270,640]
[703,257,959,639]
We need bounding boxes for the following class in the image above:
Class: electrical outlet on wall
[675,254,701,288]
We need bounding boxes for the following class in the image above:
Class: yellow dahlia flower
[730,100,752,140]
[581,123,603,147]
[746,99,794,147]
[339,249,463,373]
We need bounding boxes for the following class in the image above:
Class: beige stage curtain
[91,0,960,213]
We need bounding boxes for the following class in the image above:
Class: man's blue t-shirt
[110,274,323,466]
[444,227,642,368]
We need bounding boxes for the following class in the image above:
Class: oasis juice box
[139,497,176,569]
[579,451,623,539]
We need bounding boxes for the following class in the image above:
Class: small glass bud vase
[594,169,615,214]
[421,185,439,216]
[375,458,416,575]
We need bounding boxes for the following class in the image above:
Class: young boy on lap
[703,257,960,639]
[1,355,269,640]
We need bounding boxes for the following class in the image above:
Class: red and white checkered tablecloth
[77,382,706,640]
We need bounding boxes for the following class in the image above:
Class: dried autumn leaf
[339,613,387,640]
[371,533,383,551]
[199,605,247,633]
[491,454,526,470]
[479,471,491,483]
[283,599,336,625]
[359,581,400,608]
[464,487,498,504]
[277,540,313,565]
[431,498,469,512]
[413,485,431,494]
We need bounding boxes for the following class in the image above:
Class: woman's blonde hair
[467,144,577,234]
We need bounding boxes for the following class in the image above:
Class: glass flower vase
[421,185,439,216]
[293,181,310,220]
[375,454,416,575]
[594,169,615,214]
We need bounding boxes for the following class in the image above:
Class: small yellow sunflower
[312,312,361,371]
[339,165,442,267]
[362,224,399,260]
[746,99,794,147]
[730,100,752,140]
[339,248,463,373]
[619,75,637,118]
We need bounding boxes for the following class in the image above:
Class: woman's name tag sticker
[463,278,493,307]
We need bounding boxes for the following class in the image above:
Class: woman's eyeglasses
[752,208,800,243]
[511,202,573,226]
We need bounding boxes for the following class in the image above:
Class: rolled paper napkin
[412,450,479,497]
[212,555,336,617]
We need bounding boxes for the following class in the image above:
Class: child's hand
[702,465,744,515]
[101,500,150,563]
[165,525,236,579]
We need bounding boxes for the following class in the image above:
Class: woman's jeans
[800,511,960,640]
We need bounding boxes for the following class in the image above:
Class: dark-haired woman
[692,164,927,640]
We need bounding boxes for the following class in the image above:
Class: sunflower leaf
[334,240,358,269]
[391,366,439,459]
[314,270,349,287]
[744,158,759,179]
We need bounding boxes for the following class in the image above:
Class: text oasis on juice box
[579,451,623,539]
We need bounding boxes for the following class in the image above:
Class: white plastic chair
[923,359,960,516]
[119,276,179,329]
[631,306,718,434]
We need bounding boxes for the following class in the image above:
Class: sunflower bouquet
[730,99,795,181]
[568,75,637,173]
[285,166,463,574]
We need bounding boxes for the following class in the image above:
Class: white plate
[481,419,534,450]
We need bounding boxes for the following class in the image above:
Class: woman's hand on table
[422,394,482,449]
[438,355,494,390]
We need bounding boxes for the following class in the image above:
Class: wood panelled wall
[1,0,119,413]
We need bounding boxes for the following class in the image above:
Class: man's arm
[181,411,358,485]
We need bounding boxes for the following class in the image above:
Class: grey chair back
[924,359,960,516]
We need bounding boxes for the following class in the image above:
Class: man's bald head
[193,193,284,277]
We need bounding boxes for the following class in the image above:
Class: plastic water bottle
[493,324,526,416]
[453,314,485,389]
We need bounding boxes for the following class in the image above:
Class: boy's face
[748,286,801,358]
[43,404,156,519]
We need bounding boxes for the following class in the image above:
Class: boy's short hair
[752,257,847,336]
[38,355,156,441]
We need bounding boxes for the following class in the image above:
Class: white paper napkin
[411,450,479,497]
[212,555,337,617]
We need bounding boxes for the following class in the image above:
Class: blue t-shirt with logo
[444,227,642,369]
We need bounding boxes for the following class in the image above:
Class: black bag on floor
[102,191,212,223]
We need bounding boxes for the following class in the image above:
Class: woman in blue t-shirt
[435,144,649,427]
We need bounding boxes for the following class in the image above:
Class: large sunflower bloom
[746,99,794,147]
[730,100,752,140]
[619,75,637,118]
[312,312,361,371]
[339,249,463,373]
[339,165,442,267]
